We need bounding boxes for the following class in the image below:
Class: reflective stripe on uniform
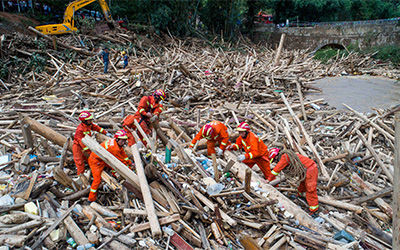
[234,144,239,150]
[271,170,279,176]
[146,101,150,105]
[90,189,97,193]
[99,128,104,133]
[309,204,319,210]
[214,135,219,140]
[124,157,129,161]
[221,142,227,146]
[83,131,90,135]
[248,152,253,159]
[241,139,247,147]
[83,147,89,151]
[139,108,145,113]
[105,140,110,149]
[190,143,194,147]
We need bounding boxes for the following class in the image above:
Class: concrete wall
[253,21,400,50]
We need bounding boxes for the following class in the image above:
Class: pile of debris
[0,27,397,249]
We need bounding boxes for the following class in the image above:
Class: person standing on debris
[100,47,110,73]
[190,120,230,157]
[88,130,132,202]
[226,122,273,180]
[73,111,110,184]
[267,148,319,215]
[122,51,129,69]
[122,89,166,147]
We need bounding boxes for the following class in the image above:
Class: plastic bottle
[66,237,77,248]
[77,243,95,250]
[206,183,224,195]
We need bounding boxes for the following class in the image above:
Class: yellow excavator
[35,0,113,35]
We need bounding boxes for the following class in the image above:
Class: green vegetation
[21,0,400,39]
[314,45,400,65]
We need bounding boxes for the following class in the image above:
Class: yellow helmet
[121,51,126,55]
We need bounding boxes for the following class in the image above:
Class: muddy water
[308,76,400,113]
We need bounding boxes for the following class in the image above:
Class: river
[308,75,400,113]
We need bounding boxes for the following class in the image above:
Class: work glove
[106,132,113,138]
[237,154,246,162]
[136,141,144,150]
[226,145,234,151]
[216,147,223,156]
[149,115,158,123]
[145,113,153,119]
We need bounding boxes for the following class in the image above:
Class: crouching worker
[226,122,273,180]
[88,130,132,202]
[189,120,229,157]
[73,111,110,184]
[268,148,319,215]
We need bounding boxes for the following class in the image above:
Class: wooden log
[21,123,34,149]
[296,80,307,121]
[130,144,161,237]
[244,168,252,193]
[225,151,323,232]
[211,153,220,182]
[23,171,38,200]
[356,130,393,183]
[82,205,112,230]
[28,26,95,56]
[0,220,43,234]
[169,120,191,142]
[81,136,167,207]
[273,33,285,66]
[99,227,137,247]
[22,116,72,151]
[0,235,26,247]
[351,186,393,205]
[318,196,363,213]
[280,93,329,179]
[394,112,400,249]
[90,202,119,217]
[123,208,170,217]
[64,216,91,246]
[130,214,180,233]
[63,187,90,200]
[351,173,392,218]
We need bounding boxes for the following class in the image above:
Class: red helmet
[79,111,94,121]
[114,130,128,139]
[153,89,166,101]
[269,148,280,162]
[202,124,214,139]
[236,122,250,132]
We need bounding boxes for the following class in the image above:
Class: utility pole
[394,112,400,249]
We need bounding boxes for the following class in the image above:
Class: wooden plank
[64,216,90,246]
[81,136,167,207]
[351,186,393,205]
[23,171,38,200]
[130,214,180,233]
[130,144,161,237]
[394,112,400,249]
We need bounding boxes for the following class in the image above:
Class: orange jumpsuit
[268,153,319,212]
[122,95,163,146]
[73,123,107,175]
[231,131,273,180]
[88,138,132,202]
[190,121,230,156]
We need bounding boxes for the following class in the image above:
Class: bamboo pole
[130,144,161,237]
[393,112,400,249]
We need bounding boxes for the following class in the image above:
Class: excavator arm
[35,0,113,35]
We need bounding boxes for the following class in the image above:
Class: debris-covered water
[309,75,400,113]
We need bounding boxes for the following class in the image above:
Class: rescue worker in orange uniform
[88,130,132,202]
[73,111,109,179]
[189,120,230,156]
[267,148,319,214]
[122,89,166,146]
[226,122,273,180]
